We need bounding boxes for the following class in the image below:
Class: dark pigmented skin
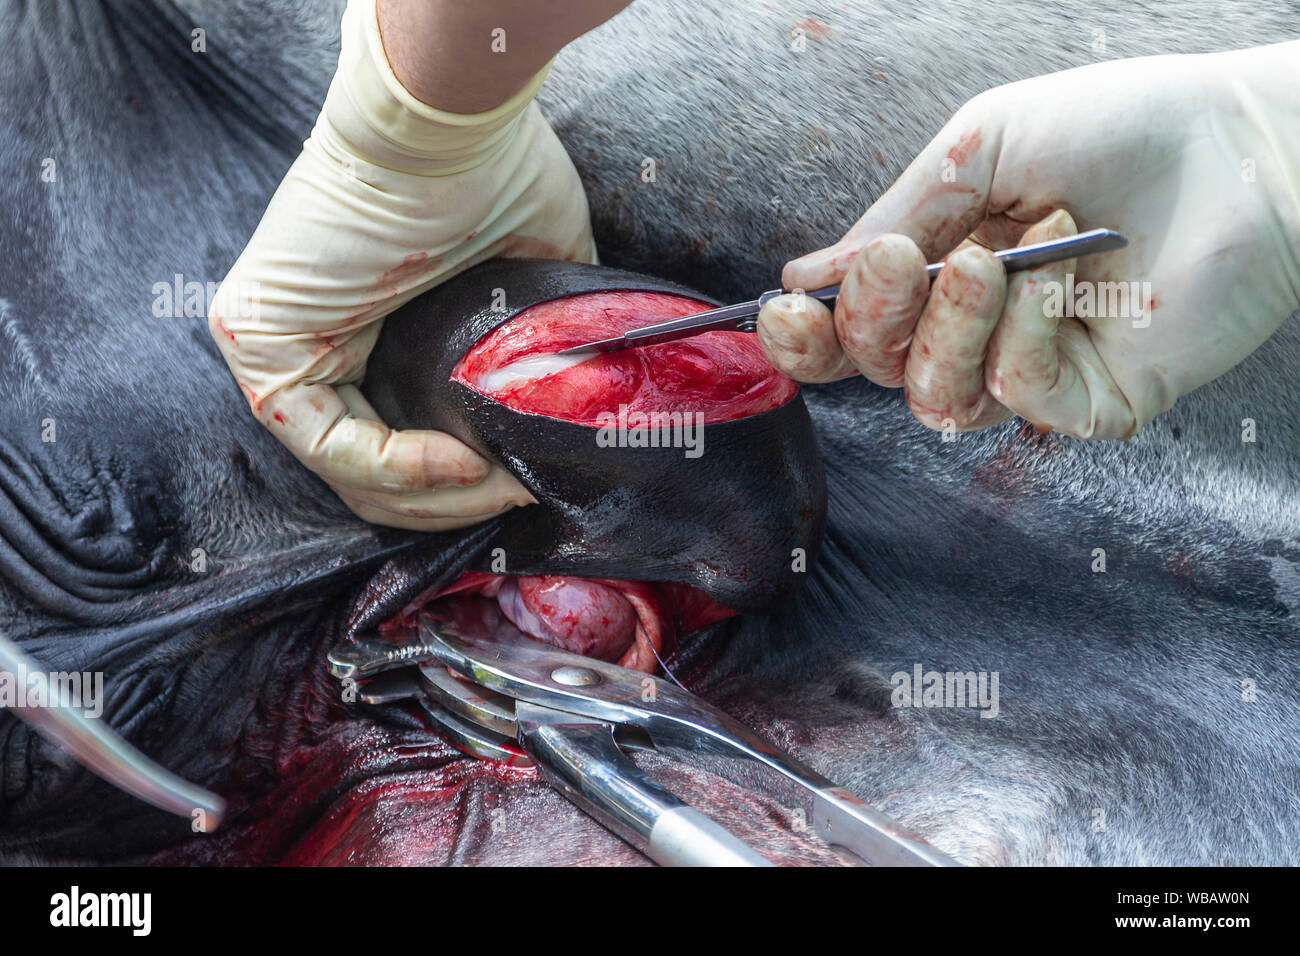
[2,0,1299,866]
[0,3,826,864]
[364,258,825,615]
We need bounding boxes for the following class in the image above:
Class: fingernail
[858,235,914,291]
[757,308,802,353]
[1044,208,1075,235]
[862,236,891,271]
[783,253,825,291]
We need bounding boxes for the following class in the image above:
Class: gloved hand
[758,41,1300,439]
[209,0,596,529]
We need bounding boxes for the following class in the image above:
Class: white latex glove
[758,41,1300,439]
[209,0,596,530]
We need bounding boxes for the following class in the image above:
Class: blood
[384,291,782,671]
[397,574,736,674]
[157,287,792,865]
[452,291,797,425]
[213,315,236,342]
[379,252,428,287]
[795,17,834,41]
[946,128,983,168]
[237,381,262,412]
[499,576,638,661]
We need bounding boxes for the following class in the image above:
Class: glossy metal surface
[516,702,771,866]
[417,698,535,768]
[327,626,441,680]
[340,651,764,859]
[417,612,957,866]
[354,667,424,705]
[419,662,517,737]
[0,629,226,829]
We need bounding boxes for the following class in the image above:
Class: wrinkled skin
[2,0,1299,865]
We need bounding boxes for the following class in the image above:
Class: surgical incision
[452,291,797,425]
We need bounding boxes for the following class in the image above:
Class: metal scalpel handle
[516,702,773,867]
[746,227,1129,330]
[562,228,1126,349]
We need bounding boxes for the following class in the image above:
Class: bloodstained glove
[759,42,1300,439]
[209,0,596,528]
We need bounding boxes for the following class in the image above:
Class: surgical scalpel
[557,227,1127,355]
[327,607,958,867]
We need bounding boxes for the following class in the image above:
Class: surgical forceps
[327,607,958,867]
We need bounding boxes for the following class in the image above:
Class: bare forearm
[377,0,633,113]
